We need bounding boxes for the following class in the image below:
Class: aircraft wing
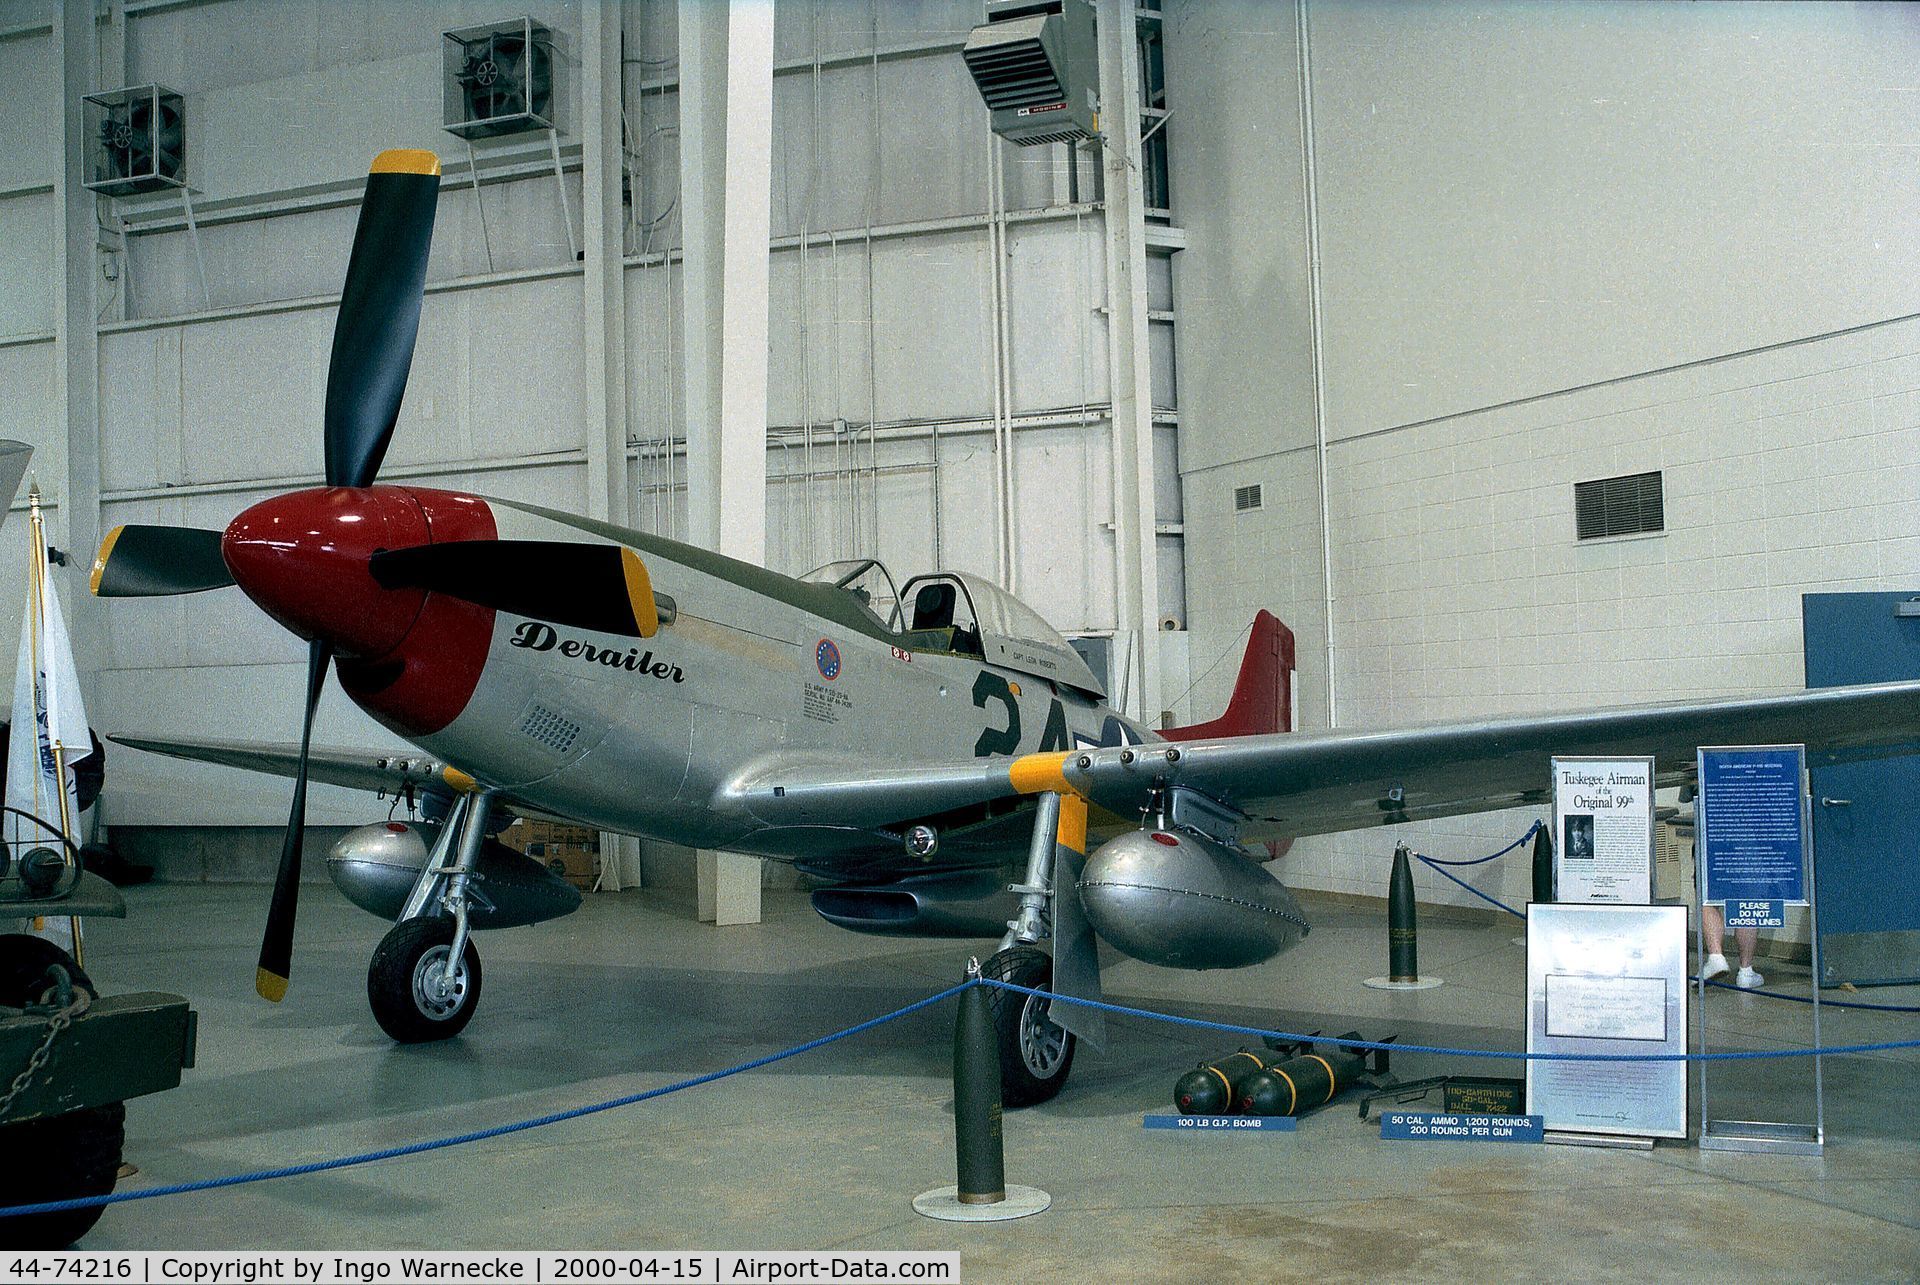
[109,735,513,807]
[727,679,1920,843]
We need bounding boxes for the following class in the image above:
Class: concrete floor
[57,882,1920,1281]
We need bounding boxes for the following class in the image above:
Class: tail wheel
[0,935,124,1249]
[981,946,1076,1108]
[368,916,483,1043]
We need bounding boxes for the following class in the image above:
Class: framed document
[1526,903,1687,1139]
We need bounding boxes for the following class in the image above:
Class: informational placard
[1725,899,1786,929]
[1526,903,1687,1139]
[1697,746,1808,906]
[1551,756,1656,903]
[1142,1114,1295,1132]
[1380,1111,1543,1144]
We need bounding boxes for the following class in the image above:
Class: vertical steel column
[584,0,637,887]
[677,0,773,565]
[677,0,728,552]
[1293,0,1338,728]
[55,0,101,680]
[678,0,773,925]
[717,0,774,569]
[582,0,631,531]
[1094,0,1163,724]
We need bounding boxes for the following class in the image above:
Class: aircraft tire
[368,916,483,1043]
[0,934,123,1249]
[981,945,1075,1108]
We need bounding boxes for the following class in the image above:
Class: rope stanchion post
[1513,820,1553,944]
[1366,844,1443,991]
[913,963,1049,1223]
[954,960,1003,1203]
[1389,845,1418,980]
[1531,823,1554,905]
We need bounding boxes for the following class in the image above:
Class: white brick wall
[1165,2,1920,933]
[1300,315,1920,917]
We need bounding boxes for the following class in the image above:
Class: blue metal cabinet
[1802,591,1920,985]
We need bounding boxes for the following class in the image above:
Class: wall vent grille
[1233,483,1263,513]
[1575,470,1664,540]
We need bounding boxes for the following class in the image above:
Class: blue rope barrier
[1415,854,1527,919]
[982,979,1920,1062]
[0,980,973,1220]
[1703,978,1920,1013]
[5,961,1912,1224]
[1411,858,1917,1010]
[1413,820,1542,867]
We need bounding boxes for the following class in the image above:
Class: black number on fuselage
[972,671,1022,757]
[1037,698,1071,752]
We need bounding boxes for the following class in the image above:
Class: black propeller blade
[89,525,234,597]
[255,150,442,1000]
[323,149,441,490]
[256,639,331,1002]
[370,540,665,638]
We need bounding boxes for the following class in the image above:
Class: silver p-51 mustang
[91,151,1920,1105]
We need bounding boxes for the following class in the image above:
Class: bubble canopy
[799,559,1104,697]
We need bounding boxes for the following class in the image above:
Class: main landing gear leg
[981,792,1076,1108]
[368,790,493,1042]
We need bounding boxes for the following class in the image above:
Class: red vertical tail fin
[1162,610,1295,741]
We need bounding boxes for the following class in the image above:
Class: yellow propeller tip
[619,548,660,638]
[441,765,477,793]
[89,525,125,597]
[255,968,289,1002]
[371,148,441,177]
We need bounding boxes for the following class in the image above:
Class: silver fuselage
[399,498,1150,869]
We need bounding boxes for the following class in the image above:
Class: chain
[0,971,91,1122]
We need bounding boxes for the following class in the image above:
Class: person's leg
[1700,904,1730,980]
[1733,926,1764,988]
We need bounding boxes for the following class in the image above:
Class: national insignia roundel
[816,638,842,680]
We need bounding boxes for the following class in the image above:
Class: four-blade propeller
[88,147,670,1004]
[92,149,445,1002]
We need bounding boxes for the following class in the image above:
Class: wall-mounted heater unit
[444,17,558,140]
[83,84,185,196]
[963,0,1099,147]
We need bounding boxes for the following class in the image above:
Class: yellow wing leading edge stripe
[371,148,441,176]
[88,525,125,596]
[1008,750,1075,797]
[1057,792,1089,854]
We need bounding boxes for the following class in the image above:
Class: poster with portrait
[1550,756,1656,904]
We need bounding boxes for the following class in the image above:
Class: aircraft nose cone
[223,486,429,658]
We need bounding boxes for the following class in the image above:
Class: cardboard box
[506,820,600,890]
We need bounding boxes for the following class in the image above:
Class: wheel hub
[1017,992,1068,1077]
[412,945,468,1019]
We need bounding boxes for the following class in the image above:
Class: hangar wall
[1165,0,1920,930]
[4,0,1910,928]
[0,0,1183,839]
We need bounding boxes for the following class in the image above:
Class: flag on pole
[7,487,89,950]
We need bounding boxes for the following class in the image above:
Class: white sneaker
[1735,967,1764,990]
[1700,954,1730,982]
